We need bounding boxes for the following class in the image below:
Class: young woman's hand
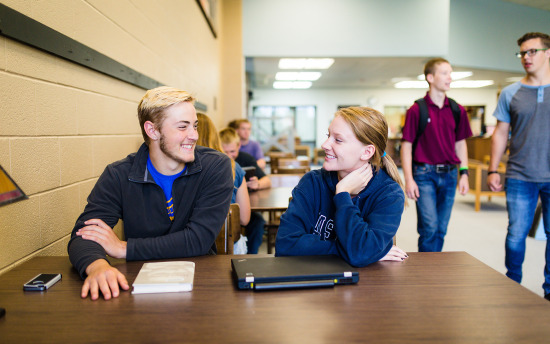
[379,245,408,261]
[335,163,373,196]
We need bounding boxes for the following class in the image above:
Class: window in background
[250,106,317,153]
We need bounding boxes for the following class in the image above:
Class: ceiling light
[451,80,494,88]
[279,58,306,69]
[273,81,312,89]
[297,72,322,81]
[275,72,322,81]
[275,72,300,80]
[394,80,429,88]
[417,71,473,81]
[292,81,313,89]
[278,58,334,70]
[273,81,294,89]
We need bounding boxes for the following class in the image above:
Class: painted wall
[0,0,242,274]
[243,0,449,57]
[449,0,550,73]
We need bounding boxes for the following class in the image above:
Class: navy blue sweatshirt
[68,143,233,278]
[275,167,405,267]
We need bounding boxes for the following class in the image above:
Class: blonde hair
[138,86,195,144]
[219,127,241,146]
[335,107,406,205]
[196,113,235,180]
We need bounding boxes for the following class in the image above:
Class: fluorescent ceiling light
[292,81,313,89]
[275,72,322,81]
[279,58,307,69]
[394,80,429,89]
[451,80,494,88]
[275,72,300,80]
[417,71,473,81]
[297,72,322,81]
[273,81,312,89]
[278,58,334,70]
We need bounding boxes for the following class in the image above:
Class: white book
[132,261,195,294]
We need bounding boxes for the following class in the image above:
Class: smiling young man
[487,32,550,300]
[401,58,472,252]
[68,86,233,301]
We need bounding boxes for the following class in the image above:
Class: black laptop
[231,255,359,290]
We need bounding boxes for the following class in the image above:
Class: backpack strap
[448,97,461,133]
[412,98,463,158]
[412,98,429,157]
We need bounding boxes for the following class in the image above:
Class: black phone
[243,166,256,181]
[23,273,62,291]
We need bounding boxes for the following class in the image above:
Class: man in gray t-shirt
[488,32,550,301]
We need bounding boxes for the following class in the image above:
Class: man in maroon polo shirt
[400,58,472,252]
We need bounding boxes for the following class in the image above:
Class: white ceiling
[246,0,547,91]
[247,56,526,90]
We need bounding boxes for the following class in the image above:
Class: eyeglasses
[515,48,548,58]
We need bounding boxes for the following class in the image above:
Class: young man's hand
[487,173,503,192]
[404,177,420,201]
[76,219,127,259]
[82,259,129,301]
[458,174,469,195]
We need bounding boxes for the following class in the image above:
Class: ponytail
[380,153,408,207]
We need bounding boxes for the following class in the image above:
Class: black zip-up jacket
[68,143,233,278]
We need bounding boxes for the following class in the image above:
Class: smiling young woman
[275,107,408,267]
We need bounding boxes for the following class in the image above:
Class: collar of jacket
[128,142,203,183]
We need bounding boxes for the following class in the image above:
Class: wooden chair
[215,203,241,254]
[294,145,311,160]
[467,160,506,211]
[313,148,325,165]
[275,158,310,175]
[265,196,292,254]
[268,152,295,174]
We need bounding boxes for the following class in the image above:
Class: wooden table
[249,187,294,253]
[249,186,293,212]
[1,253,550,343]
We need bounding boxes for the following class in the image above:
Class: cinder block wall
[0,0,238,274]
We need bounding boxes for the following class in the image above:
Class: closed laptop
[231,255,359,290]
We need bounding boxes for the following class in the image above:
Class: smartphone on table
[23,273,62,291]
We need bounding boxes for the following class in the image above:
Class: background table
[1,252,550,343]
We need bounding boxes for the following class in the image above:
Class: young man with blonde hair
[68,86,233,300]
[401,58,472,252]
[488,32,550,300]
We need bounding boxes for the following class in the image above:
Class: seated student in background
[228,119,267,169]
[68,87,233,300]
[219,127,272,191]
[197,112,251,232]
[219,127,269,254]
[275,107,408,266]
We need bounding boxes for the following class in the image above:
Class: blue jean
[413,164,458,252]
[245,212,265,254]
[504,178,550,295]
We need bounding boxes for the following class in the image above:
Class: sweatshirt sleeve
[275,174,338,256]
[125,155,233,261]
[67,165,124,279]
[333,184,404,267]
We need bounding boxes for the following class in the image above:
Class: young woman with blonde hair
[275,107,408,266]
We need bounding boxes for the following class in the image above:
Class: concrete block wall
[0,0,237,274]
